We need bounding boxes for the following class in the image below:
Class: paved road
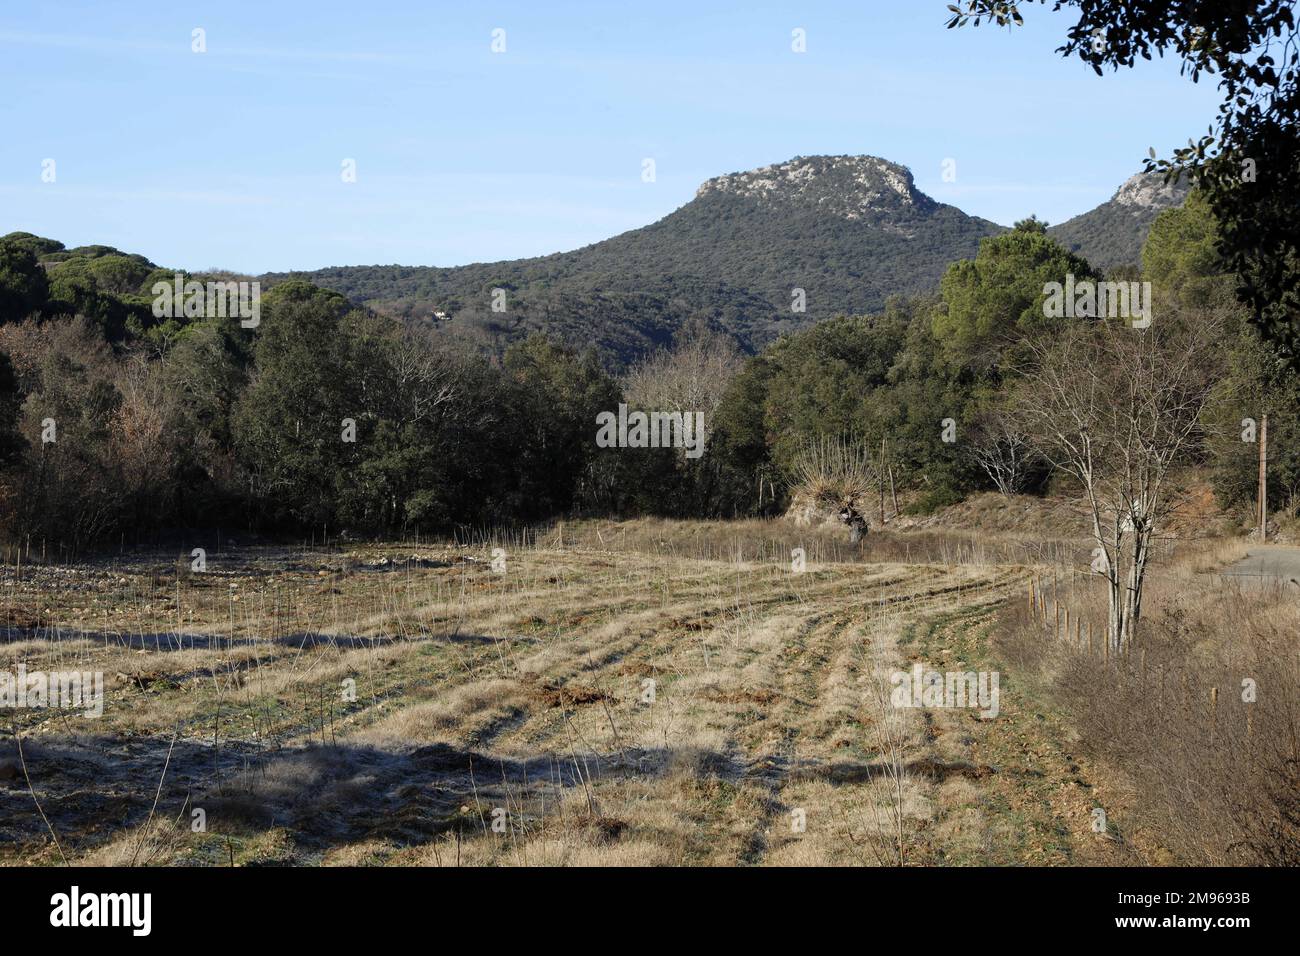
[1219,546,1300,584]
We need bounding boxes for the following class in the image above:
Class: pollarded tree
[1011,311,1226,649]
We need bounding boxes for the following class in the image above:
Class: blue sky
[1,1,1222,273]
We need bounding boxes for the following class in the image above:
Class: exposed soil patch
[534,683,612,708]
[702,687,781,705]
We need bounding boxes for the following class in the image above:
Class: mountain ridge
[262,155,1187,366]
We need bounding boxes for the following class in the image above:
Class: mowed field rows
[1,528,1113,866]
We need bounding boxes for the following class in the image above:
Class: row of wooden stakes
[1027,575,1253,736]
[1028,575,1117,659]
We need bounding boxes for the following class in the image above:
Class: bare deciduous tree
[623,327,742,442]
[390,325,461,427]
[1012,313,1225,649]
[965,402,1038,496]
[112,353,176,527]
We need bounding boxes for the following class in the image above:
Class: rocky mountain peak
[1112,170,1192,212]
[694,155,933,220]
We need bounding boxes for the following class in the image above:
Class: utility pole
[1258,413,1269,542]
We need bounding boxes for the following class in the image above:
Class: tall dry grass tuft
[856,670,910,866]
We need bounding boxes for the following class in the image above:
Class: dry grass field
[0,518,1291,866]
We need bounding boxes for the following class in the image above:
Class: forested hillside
[263,156,1004,365]
[262,157,1186,366]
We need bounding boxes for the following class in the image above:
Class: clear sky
[1,1,1222,273]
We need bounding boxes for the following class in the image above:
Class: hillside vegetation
[261,158,1182,366]
[0,177,1295,555]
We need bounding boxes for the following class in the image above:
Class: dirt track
[1219,545,1300,584]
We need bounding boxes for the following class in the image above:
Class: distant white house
[432,310,449,321]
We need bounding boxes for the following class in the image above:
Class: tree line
[0,186,1295,553]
